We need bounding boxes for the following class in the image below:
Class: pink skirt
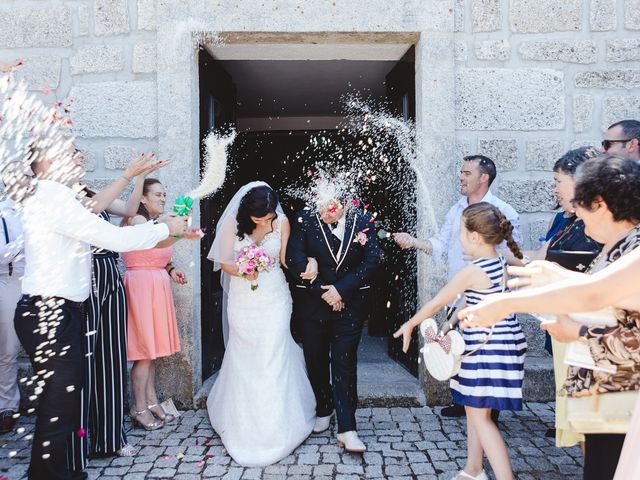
[124,267,181,361]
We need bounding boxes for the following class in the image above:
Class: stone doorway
[196,36,423,404]
[155,0,457,407]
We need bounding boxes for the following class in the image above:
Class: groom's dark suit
[286,208,382,433]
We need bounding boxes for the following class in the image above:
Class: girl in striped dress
[395,202,526,480]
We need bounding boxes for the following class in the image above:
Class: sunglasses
[601,139,634,151]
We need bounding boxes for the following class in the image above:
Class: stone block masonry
[70,82,157,138]
[478,139,518,170]
[95,0,130,36]
[456,68,565,130]
[607,39,640,62]
[510,0,582,33]
[0,6,72,48]
[70,46,125,75]
[518,41,596,64]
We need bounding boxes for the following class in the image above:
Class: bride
[206,181,316,467]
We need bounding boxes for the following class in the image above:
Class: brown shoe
[0,410,17,434]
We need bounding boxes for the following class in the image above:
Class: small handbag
[420,268,507,382]
[566,390,638,434]
[420,300,495,381]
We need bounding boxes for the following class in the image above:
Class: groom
[286,194,381,452]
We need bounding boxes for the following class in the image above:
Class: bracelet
[121,174,132,183]
[167,266,175,275]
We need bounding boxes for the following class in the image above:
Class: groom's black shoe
[440,404,500,425]
[440,404,465,417]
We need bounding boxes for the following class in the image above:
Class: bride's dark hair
[236,185,279,239]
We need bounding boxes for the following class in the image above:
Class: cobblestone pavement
[1,403,582,479]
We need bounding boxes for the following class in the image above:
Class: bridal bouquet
[236,243,275,291]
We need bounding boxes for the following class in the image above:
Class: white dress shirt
[429,190,521,280]
[332,215,346,257]
[21,180,170,302]
[0,198,25,277]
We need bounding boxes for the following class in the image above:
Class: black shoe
[440,404,466,417]
[491,409,500,426]
[0,410,17,434]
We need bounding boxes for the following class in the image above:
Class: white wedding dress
[206,216,316,467]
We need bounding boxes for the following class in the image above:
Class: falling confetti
[188,130,236,199]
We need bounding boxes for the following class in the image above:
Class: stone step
[18,347,554,411]
[193,362,426,410]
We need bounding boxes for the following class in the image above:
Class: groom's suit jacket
[286,208,382,320]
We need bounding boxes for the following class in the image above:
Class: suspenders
[1,215,13,276]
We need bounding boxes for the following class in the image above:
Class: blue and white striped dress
[450,256,527,411]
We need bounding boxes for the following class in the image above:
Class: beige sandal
[116,443,138,457]
[148,403,175,424]
[130,408,163,431]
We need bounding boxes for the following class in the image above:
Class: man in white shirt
[0,196,24,434]
[394,155,521,418]
[13,141,188,480]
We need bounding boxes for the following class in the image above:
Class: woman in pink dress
[123,178,199,430]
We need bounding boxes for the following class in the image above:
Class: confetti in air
[188,129,236,199]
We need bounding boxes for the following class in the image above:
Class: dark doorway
[199,47,418,380]
[199,50,236,380]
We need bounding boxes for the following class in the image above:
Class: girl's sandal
[450,470,488,480]
[130,408,163,431]
[148,403,176,424]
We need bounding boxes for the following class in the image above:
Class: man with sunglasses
[602,120,640,159]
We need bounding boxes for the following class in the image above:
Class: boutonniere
[353,228,370,245]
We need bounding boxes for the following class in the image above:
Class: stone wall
[2,0,640,406]
[454,0,640,247]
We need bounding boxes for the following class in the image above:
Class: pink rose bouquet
[235,243,275,290]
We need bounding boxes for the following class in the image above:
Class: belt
[20,294,86,311]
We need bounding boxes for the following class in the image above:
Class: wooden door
[382,47,419,376]
[199,49,237,380]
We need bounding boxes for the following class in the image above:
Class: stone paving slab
[0,403,582,479]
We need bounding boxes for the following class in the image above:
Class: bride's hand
[301,257,318,282]
[244,271,259,281]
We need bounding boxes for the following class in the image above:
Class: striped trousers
[69,253,128,470]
